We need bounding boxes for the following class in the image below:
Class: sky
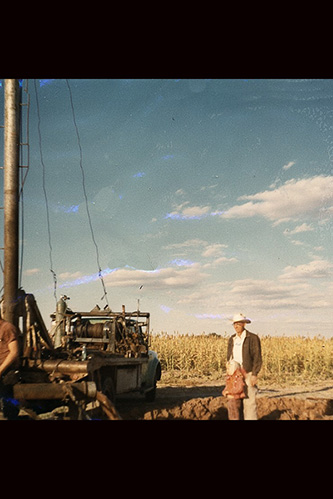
[0,78,332,337]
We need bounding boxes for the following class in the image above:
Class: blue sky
[1,79,333,336]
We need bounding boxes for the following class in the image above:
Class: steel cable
[65,79,109,308]
[33,79,57,303]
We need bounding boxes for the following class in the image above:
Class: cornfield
[150,333,333,385]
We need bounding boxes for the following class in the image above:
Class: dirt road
[115,380,333,420]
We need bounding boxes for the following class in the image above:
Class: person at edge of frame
[0,314,20,419]
[226,313,262,420]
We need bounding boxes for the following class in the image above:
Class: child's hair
[226,359,241,375]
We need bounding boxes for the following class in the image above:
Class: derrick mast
[3,79,20,326]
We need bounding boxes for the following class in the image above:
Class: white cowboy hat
[231,313,251,324]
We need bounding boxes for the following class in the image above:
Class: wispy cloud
[283,223,314,236]
[165,176,333,225]
[103,264,207,290]
[180,271,333,319]
[165,204,212,220]
[282,160,296,171]
[279,258,333,281]
[221,175,333,223]
[229,277,332,310]
[56,264,208,291]
[165,206,226,220]
[202,257,238,269]
[169,259,196,267]
[163,239,207,250]
[201,243,228,258]
[200,243,238,266]
[24,268,40,276]
[195,313,226,320]
[59,271,83,280]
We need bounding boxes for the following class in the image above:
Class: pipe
[54,296,67,348]
[35,359,89,374]
[13,381,97,400]
[3,79,20,326]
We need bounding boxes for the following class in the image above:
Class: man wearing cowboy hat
[226,313,262,420]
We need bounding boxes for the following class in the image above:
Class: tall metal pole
[3,79,20,325]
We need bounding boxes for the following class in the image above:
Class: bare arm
[0,340,19,377]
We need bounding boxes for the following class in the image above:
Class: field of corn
[150,333,333,385]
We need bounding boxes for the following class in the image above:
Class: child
[222,360,247,420]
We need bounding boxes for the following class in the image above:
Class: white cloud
[279,258,333,281]
[166,204,211,220]
[203,256,238,268]
[221,175,333,223]
[176,275,333,318]
[202,243,228,258]
[103,264,207,290]
[228,278,332,311]
[59,271,83,280]
[228,279,309,309]
[230,279,308,297]
[214,256,238,264]
[290,239,306,246]
[195,313,226,320]
[163,239,207,250]
[24,268,40,276]
[283,223,314,236]
[282,160,296,171]
[164,241,236,267]
[200,184,219,191]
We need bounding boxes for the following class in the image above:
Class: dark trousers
[227,398,243,420]
[0,370,20,419]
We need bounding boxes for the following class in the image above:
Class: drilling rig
[0,79,161,420]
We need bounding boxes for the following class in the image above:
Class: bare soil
[115,379,333,420]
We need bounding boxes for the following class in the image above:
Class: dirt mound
[143,396,228,420]
[118,396,333,420]
[257,397,333,420]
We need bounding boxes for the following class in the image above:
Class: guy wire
[33,80,57,303]
[19,79,31,288]
[65,79,109,308]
